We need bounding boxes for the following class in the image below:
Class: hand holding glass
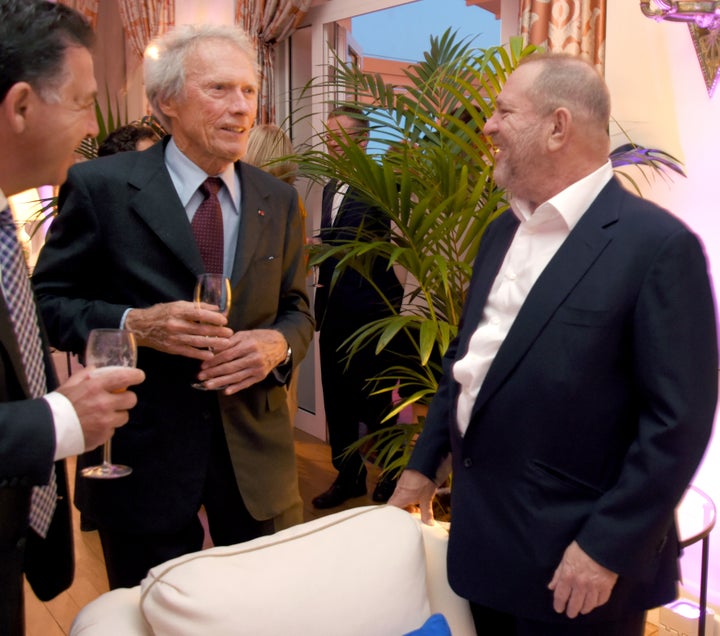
[192,273,231,390]
[81,328,137,479]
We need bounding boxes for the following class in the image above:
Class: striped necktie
[0,207,57,538]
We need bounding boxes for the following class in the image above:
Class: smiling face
[482,63,550,202]
[22,45,99,189]
[160,38,258,175]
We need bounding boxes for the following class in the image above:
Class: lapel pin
[258,209,265,216]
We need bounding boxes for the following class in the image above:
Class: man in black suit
[33,25,314,589]
[390,53,718,635]
[312,107,404,508]
[0,2,144,633]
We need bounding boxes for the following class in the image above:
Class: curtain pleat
[519,0,606,73]
[118,0,175,62]
[235,0,311,124]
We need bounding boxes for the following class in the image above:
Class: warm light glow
[144,44,159,60]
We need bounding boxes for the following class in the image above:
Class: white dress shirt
[453,161,614,436]
[330,182,349,226]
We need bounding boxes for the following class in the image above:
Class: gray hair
[519,53,611,129]
[143,24,257,131]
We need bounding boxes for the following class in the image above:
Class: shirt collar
[510,161,614,232]
[164,137,240,211]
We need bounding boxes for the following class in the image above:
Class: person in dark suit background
[311,106,404,509]
[33,24,314,590]
[390,53,718,636]
[0,2,144,633]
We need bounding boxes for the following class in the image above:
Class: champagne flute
[191,273,231,390]
[81,328,137,479]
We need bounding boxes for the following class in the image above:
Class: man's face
[26,45,98,188]
[162,39,258,175]
[325,114,366,159]
[482,64,548,199]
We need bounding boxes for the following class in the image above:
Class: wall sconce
[640,1,720,29]
[641,1,720,96]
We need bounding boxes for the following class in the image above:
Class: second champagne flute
[81,328,137,479]
[192,273,231,390]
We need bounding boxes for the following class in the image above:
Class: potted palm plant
[294,31,685,485]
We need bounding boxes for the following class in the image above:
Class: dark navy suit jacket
[0,297,73,635]
[409,177,718,623]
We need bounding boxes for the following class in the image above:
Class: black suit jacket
[314,182,402,331]
[0,294,73,635]
[32,138,314,531]
[408,177,718,623]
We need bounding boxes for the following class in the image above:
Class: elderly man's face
[482,63,549,199]
[162,38,258,175]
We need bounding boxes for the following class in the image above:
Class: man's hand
[196,329,288,394]
[55,366,145,451]
[125,301,233,359]
[387,469,438,525]
[548,540,619,618]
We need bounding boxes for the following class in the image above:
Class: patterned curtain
[519,0,606,73]
[118,0,175,62]
[58,0,100,28]
[235,0,312,124]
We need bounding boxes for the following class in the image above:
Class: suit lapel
[229,162,269,285]
[127,141,205,278]
[471,178,622,416]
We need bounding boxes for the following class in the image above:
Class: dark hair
[98,124,161,157]
[0,0,95,103]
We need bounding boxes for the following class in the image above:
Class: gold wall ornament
[640,1,720,29]
[689,23,720,96]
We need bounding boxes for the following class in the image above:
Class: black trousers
[98,416,274,589]
[470,603,646,636]
[319,320,398,481]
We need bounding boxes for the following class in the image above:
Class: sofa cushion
[140,505,432,636]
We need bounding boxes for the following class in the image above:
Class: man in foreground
[390,53,717,635]
[0,2,144,633]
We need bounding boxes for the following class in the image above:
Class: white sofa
[70,505,476,636]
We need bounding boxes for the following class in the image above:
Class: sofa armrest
[70,587,149,636]
[418,519,477,636]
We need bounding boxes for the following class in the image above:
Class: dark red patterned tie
[192,177,224,275]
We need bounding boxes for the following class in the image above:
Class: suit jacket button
[463,458,473,468]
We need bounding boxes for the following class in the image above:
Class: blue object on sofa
[404,613,452,636]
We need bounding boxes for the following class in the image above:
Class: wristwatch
[281,345,292,367]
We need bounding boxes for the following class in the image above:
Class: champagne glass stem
[102,440,112,467]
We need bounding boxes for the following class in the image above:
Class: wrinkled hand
[55,365,145,451]
[388,469,438,525]
[125,301,233,360]
[197,329,288,394]
[548,541,619,618]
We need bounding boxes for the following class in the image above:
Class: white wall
[606,3,720,612]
